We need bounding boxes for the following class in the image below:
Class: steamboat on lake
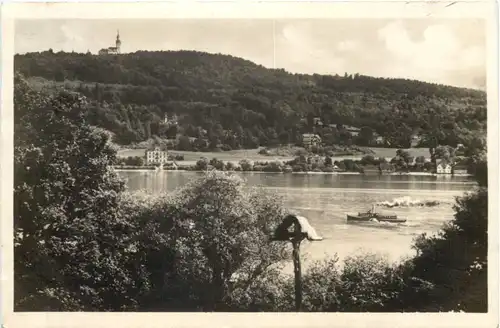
[346,205,407,223]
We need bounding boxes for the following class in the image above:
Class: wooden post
[292,221,303,312]
[292,239,302,312]
[272,215,322,312]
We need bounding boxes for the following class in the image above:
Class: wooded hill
[14,50,487,151]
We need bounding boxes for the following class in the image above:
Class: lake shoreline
[111,167,472,177]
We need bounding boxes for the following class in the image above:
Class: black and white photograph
[1,1,498,327]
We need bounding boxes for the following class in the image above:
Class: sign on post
[272,214,323,311]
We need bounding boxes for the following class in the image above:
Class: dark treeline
[15,50,486,150]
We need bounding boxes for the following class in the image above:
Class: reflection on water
[122,171,475,193]
[119,171,476,271]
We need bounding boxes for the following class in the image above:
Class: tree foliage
[404,157,488,312]
[143,172,290,311]
[14,73,146,310]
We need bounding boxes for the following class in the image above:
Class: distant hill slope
[15,50,487,150]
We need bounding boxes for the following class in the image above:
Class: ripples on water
[120,171,476,272]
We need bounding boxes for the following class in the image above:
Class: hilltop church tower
[115,30,121,54]
[98,30,122,55]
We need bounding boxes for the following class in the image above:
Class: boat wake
[376,196,442,208]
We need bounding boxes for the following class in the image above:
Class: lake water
[119,171,477,272]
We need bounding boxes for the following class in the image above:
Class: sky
[15,19,486,90]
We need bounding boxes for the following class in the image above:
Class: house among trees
[436,160,453,174]
[374,133,385,144]
[455,143,466,156]
[410,134,422,147]
[344,125,361,137]
[146,146,168,165]
[302,133,322,148]
[308,155,324,165]
[164,113,179,125]
[313,117,323,126]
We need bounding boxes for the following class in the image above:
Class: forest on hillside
[14,50,487,152]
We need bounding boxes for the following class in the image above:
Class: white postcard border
[1,2,498,328]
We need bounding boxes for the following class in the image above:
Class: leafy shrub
[220,144,232,151]
[360,155,377,166]
[150,171,290,311]
[292,165,305,172]
[239,159,253,172]
[14,74,145,311]
[263,161,283,173]
[226,269,293,312]
[225,161,236,171]
[324,156,333,166]
[209,158,225,170]
[406,186,488,312]
[123,156,144,166]
[253,165,265,172]
[195,157,209,171]
[294,149,308,157]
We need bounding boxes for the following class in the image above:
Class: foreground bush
[284,254,429,312]
[405,186,488,312]
[14,74,144,311]
[136,171,291,311]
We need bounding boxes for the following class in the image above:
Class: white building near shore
[436,161,453,174]
[302,133,322,148]
[146,146,168,165]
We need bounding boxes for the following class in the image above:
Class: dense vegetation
[15,75,488,312]
[15,50,486,152]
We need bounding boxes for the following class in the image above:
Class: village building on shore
[146,146,168,165]
[302,133,322,148]
[343,125,361,137]
[436,160,453,174]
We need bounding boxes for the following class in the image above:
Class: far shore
[110,166,472,177]
[116,146,433,163]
